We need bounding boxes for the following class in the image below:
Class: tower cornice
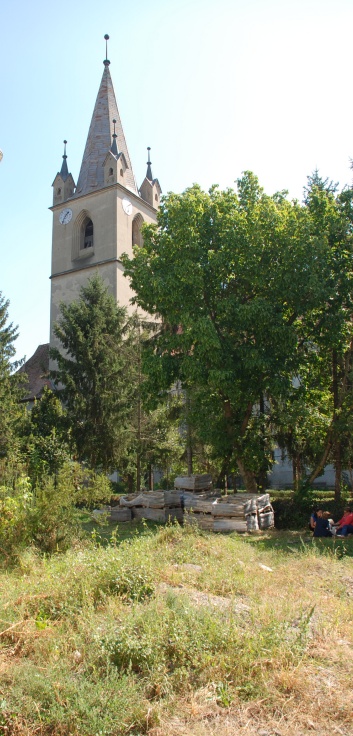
[49,180,159,215]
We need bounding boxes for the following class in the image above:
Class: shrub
[0,463,112,558]
[0,475,33,555]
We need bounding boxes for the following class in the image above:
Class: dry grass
[0,526,352,735]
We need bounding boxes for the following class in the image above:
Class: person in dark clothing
[313,510,332,538]
[309,509,317,531]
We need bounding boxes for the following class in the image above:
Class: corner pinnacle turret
[139,146,162,209]
[52,140,75,205]
[60,140,69,181]
[146,147,153,181]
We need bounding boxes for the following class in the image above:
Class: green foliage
[122,173,353,493]
[1,524,353,734]
[271,486,353,529]
[22,387,71,481]
[0,291,26,465]
[0,475,33,553]
[281,174,353,493]
[121,175,328,488]
[138,394,186,484]
[50,275,140,472]
[0,462,112,556]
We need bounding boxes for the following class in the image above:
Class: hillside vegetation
[1,523,352,736]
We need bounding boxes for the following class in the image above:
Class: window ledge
[73,247,95,261]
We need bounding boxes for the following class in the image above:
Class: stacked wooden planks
[109,506,132,522]
[184,492,274,532]
[174,474,212,492]
[257,494,275,529]
[120,491,183,523]
[113,489,274,532]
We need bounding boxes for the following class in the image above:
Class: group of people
[310,507,353,538]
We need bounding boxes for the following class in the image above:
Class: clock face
[122,198,132,215]
[59,208,73,225]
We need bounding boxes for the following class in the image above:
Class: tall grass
[0,524,352,735]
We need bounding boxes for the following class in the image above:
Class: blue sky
[1,0,352,361]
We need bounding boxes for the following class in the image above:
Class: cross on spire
[146,146,153,182]
[104,34,110,66]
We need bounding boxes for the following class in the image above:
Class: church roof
[19,343,51,402]
[75,62,138,197]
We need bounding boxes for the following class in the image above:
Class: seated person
[309,509,317,531]
[323,511,335,531]
[333,508,353,537]
[313,509,332,537]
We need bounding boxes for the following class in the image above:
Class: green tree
[0,291,25,468]
[297,173,353,497]
[50,275,138,472]
[122,174,344,491]
[24,387,71,481]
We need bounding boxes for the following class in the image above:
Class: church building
[49,38,161,356]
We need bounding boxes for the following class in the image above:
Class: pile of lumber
[257,494,275,529]
[119,490,183,523]
[174,474,212,492]
[184,492,274,532]
[92,506,132,522]
[109,489,274,532]
[109,506,132,522]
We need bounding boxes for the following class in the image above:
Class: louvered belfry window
[83,219,93,249]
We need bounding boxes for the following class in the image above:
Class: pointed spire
[146,147,153,182]
[75,37,138,196]
[110,119,118,155]
[60,140,69,181]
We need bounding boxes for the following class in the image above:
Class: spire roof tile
[75,64,137,196]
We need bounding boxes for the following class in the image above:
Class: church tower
[49,37,161,352]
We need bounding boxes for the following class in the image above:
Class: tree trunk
[258,393,268,490]
[148,463,154,491]
[292,453,302,492]
[237,458,258,492]
[292,457,297,491]
[308,433,333,486]
[136,324,142,494]
[332,350,341,503]
[258,468,268,492]
[186,431,193,475]
[334,445,342,503]
[216,458,230,489]
[186,394,193,475]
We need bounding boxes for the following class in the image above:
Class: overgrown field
[1,523,353,736]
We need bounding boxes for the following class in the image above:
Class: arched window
[72,210,94,261]
[132,213,144,248]
[83,219,93,249]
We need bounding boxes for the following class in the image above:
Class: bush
[0,462,112,558]
[0,475,33,555]
[272,488,353,529]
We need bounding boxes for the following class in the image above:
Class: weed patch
[0,526,352,735]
